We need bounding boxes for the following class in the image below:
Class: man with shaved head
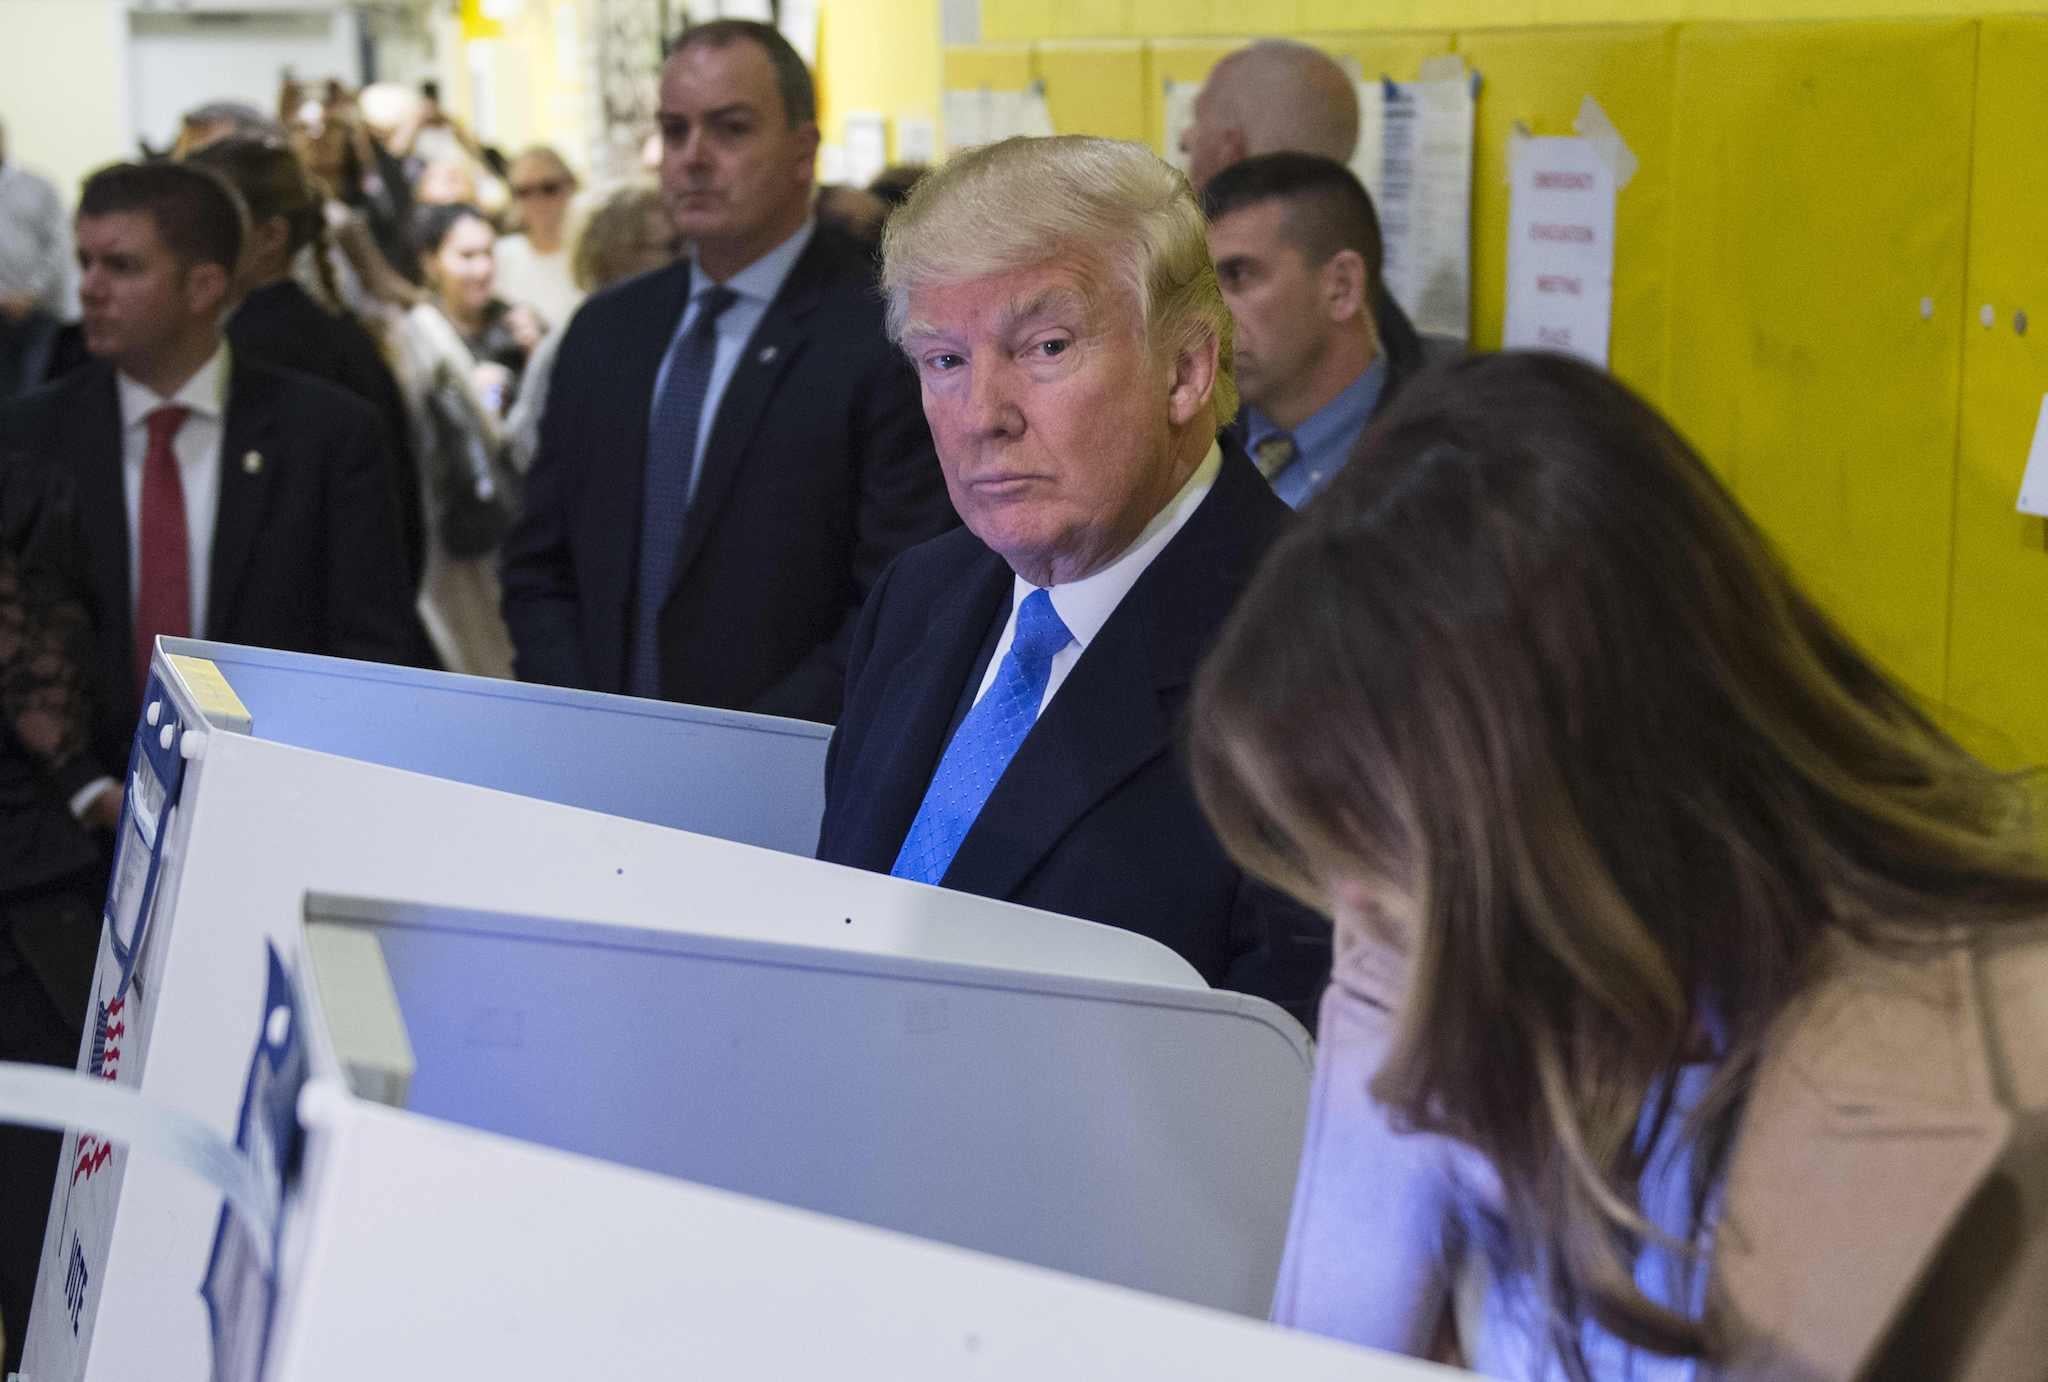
[1182,39,1435,438]
[1179,40,1359,194]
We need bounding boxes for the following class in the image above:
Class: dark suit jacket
[0,448,103,895]
[499,225,953,724]
[815,447,1332,1028]
[0,355,417,775]
[227,279,427,590]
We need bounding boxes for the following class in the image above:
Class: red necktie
[134,404,192,698]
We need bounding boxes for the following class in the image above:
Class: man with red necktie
[0,160,414,839]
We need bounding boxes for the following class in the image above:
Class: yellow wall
[819,0,942,161]
[0,0,128,201]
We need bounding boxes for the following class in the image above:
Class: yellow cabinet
[1663,20,1974,706]
[1945,16,2048,765]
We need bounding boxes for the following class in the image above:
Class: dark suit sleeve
[815,546,900,856]
[1225,874,1334,1035]
[335,318,428,591]
[0,464,102,804]
[749,344,952,721]
[323,401,418,665]
[498,324,591,691]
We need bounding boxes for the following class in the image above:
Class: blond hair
[880,135,1236,423]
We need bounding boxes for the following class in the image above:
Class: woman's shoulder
[1768,922,2048,1111]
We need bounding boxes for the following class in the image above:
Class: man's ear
[183,260,233,318]
[1321,248,1369,324]
[1219,125,1249,173]
[1165,326,1220,428]
[793,121,822,185]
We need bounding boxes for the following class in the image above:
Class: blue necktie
[629,284,737,698]
[891,589,1074,886]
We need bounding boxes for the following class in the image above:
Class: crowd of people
[2,20,2045,1382]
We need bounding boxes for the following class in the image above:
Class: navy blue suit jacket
[499,227,953,723]
[815,445,1332,1028]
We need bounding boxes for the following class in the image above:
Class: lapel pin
[757,344,779,365]
[241,450,264,475]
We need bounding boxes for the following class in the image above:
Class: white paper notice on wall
[1503,135,1617,367]
[1162,80,1202,173]
[843,113,889,188]
[2018,394,2048,517]
[899,116,938,165]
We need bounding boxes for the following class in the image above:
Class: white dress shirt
[69,347,229,820]
[974,441,1222,715]
[117,345,229,637]
[649,217,816,494]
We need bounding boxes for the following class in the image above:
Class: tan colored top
[1274,922,2048,1379]
[1709,925,2048,1379]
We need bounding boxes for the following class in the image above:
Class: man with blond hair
[814,136,1330,1027]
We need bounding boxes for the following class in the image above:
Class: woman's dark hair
[411,201,491,261]
[183,136,340,303]
[1190,350,2048,1377]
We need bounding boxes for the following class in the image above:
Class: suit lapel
[665,237,830,602]
[598,261,695,662]
[1710,943,2012,1379]
[942,449,1284,900]
[206,359,281,638]
[841,554,1012,873]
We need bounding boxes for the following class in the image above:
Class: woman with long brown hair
[1190,351,2048,1379]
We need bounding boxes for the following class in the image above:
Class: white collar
[117,343,229,430]
[1015,440,1222,652]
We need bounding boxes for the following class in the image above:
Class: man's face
[903,260,1192,588]
[76,212,224,370]
[657,39,817,261]
[1208,199,1331,417]
[1179,81,1243,193]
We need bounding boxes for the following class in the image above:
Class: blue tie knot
[1011,588,1072,670]
[695,284,738,329]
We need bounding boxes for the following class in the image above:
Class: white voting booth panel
[267,1085,1454,1381]
[149,638,836,855]
[300,897,1310,1315]
[24,645,1286,1382]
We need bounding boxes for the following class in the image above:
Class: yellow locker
[1453,25,1678,404]
[1945,16,2048,766]
[979,0,1040,43]
[1034,41,1150,143]
[1663,20,1974,706]
[1042,0,1134,40]
[1128,1,1295,38]
[941,44,1037,92]
[1308,31,1457,81]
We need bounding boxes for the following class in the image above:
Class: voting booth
[10,642,1374,1381]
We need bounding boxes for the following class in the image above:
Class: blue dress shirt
[1244,357,1388,509]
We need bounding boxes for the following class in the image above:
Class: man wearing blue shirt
[1203,154,1403,508]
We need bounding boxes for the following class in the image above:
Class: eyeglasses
[511,178,572,199]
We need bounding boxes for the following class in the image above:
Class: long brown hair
[184,135,343,309]
[1190,351,2048,1376]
